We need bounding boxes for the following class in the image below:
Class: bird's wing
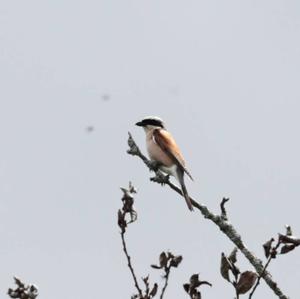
[153,129,193,180]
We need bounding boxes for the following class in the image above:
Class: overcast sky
[1,1,300,298]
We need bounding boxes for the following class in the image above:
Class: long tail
[176,168,194,211]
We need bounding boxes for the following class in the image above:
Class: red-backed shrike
[136,116,193,211]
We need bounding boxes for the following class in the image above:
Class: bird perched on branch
[135,116,194,211]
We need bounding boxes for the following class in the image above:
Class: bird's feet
[150,172,170,185]
[148,160,161,172]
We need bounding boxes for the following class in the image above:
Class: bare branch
[121,230,143,297]
[160,265,171,299]
[119,183,143,298]
[127,132,289,299]
[220,197,230,221]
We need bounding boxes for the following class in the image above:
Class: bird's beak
[135,121,143,127]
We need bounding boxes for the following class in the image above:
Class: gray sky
[1,1,300,298]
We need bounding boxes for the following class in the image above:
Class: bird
[135,116,194,211]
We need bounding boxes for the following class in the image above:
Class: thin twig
[160,266,171,299]
[220,197,230,221]
[121,230,143,297]
[127,132,289,299]
[249,240,282,298]
[230,267,239,299]
[248,256,272,299]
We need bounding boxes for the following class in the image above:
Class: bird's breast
[146,136,174,167]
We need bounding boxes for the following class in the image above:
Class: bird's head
[135,116,165,131]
